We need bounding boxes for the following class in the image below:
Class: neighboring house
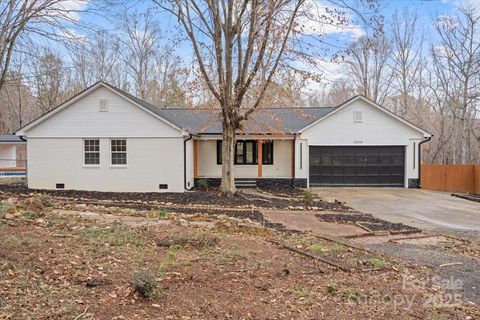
[0,135,26,177]
[15,82,432,192]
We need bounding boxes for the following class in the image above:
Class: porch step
[235,179,257,188]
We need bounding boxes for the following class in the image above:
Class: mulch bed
[0,184,350,210]
[315,213,419,234]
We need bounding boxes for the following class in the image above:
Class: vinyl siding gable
[26,86,182,138]
[301,98,425,145]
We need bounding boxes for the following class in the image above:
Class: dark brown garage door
[309,146,405,187]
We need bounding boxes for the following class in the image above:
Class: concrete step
[235,179,257,188]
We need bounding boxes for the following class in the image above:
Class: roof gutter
[184,134,193,191]
[418,136,432,188]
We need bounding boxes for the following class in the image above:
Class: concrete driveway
[313,188,480,231]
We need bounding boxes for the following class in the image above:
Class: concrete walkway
[313,188,480,232]
[262,210,368,238]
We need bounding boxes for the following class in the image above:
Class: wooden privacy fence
[421,164,480,194]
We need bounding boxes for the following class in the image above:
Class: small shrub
[156,248,178,276]
[367,258,385,268]
[131,270,156,298]
[0,202,6,218]
[303,190,315,205]
[197,179,209,190]
[40,195,54,208]
[343,288,361,301]
[325,281,337,294]
[156,210,169,218]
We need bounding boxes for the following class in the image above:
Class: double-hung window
[111,139,127,165]
[236,140,256,164]
[84,139,100,165]
[216,140,274,165]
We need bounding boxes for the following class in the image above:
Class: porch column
[193,140,198,178]
[292,139,295,178]
[257,139,263,178]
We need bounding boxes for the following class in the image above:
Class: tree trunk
[220,123,237,195]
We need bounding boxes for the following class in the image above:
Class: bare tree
[389,9,424,118]
[425,48,456,164]
[433,6,480,163]
[0,0,89,92]
[155,0,308,194]
[120,9,159,100]
[344,35,392,104]
[29,49,67,113]
[312,78,355,107]
[68,31,127,91]
[146,44,188,107]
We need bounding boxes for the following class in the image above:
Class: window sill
[110,165,127,169]
[83,165,100,168]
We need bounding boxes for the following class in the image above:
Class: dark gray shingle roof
[155,108,334,134]
[103,82,335,134]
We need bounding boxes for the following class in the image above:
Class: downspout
[184,134,193,191]
[418,136,432,188]
[18,136,27,186]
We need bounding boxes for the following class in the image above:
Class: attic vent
[353,111,363,123]
[99,99,108,112]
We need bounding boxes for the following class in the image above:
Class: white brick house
[15,82,431,192]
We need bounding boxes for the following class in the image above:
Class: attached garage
[309,146,405,187]
[298,95,432,189]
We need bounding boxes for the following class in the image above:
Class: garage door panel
[309,146,405,187]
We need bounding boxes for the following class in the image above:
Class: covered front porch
[192,135,306,188]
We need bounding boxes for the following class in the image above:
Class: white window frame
[110,139,127,167]
[83,139,100,167]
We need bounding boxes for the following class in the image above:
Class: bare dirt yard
[0,187,479,319]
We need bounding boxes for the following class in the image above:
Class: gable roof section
[298,95,432,137]
[15,81,186,136]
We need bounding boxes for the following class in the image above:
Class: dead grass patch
[155,230,219,249]
[77,226,146,247]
